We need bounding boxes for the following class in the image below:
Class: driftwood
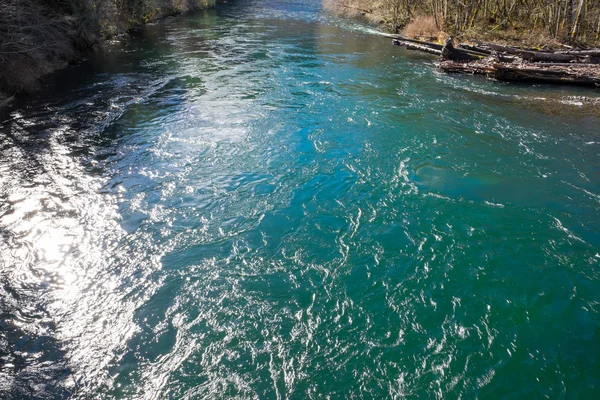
[438,59,600,86]
[457,44,517,62]
[494,66,600,86]
[457,43,491,55]
[391,36,444,50]
[470,40,522,55]
[520,51,577,63]
[556,49,600,56]
[392,36,484,60]
[392,39,442,55]
[441,38,482,61]
[390,34,600,86]
[470,40,590,63]
[526,62,600,67]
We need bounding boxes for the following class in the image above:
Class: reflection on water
[1,0,600,398]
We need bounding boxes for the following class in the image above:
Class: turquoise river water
[1,0,600,398]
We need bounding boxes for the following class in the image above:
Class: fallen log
[524,62,600,68]
[392,36,444,50]
[390,35,600,87]
[455,46,492,58]
[438,59,600,86]
[556,49,600,56]
[392,37,497,61]
[457,43,492,55]
[457,44,517,62]
[471,40,522,55]
[470,40,591,63]
[392,37,486,61]
[520,51,578,63]
[441,38,482,61]
[494,66,600,86]
[392,39,442,56]
[437,60,496,75]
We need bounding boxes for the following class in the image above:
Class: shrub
[403,15,441,40]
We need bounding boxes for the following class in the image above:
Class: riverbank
[325,0,600,90]
[323,0,600,50]
[0,0,222,105]
[390,35,600,91]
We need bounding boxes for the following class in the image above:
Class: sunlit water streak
[1,0,600,398]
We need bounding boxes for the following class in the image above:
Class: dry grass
[403,15,446,42]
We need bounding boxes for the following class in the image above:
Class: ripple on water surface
[1,0,600,399]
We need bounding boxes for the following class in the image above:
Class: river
[1,0,600,398]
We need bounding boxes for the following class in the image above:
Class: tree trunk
[566,0,575,42]
[571,0,586,41]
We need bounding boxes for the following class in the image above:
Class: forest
[0,0,218,99]
[324,0,600,46]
